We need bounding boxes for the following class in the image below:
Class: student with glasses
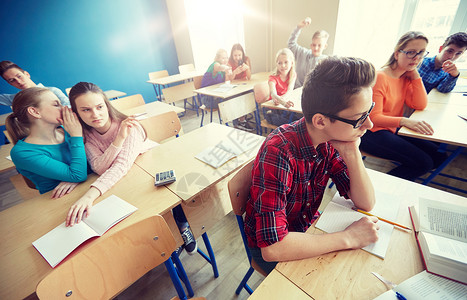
[244,56,379,274]
[360,31,447,182]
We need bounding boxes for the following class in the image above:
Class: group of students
[1,63,198,255]
[2,16,467,278]
[242,19,467,274]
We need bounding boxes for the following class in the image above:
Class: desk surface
[261,87,303,113]
[428,89,467,106]
[104,90,127,99]
[135,123,265,202]
[249,269,312,299]
[398,102,467,147]
[275,169,466,299]
[146,70,204,86]
[122,100,185,116]
[0,165,180,300]
[0,143,14,172]
[0,112,11,127]
[194,72,269,99]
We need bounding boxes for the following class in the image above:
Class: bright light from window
[184,0,245,71]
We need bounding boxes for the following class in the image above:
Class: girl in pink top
[360,32,446,181]
[65,82,148,226]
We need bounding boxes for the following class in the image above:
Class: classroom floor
[3,102,466,300]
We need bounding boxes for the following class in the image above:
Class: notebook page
[84,195,138,236]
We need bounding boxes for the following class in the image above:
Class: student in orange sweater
[360,31,446,181]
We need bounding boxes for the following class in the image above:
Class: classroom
[1,0,466,299]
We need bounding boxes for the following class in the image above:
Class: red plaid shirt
[245,118,350,248]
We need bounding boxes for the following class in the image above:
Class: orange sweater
[369,71,428,133]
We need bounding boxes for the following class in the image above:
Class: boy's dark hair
[301,56,375,123]
[442,32,467,48]
[0,61,25,79]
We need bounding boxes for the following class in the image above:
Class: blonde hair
[384,31,428,69]
[214,49,228,63]
[5,87,51,144]
[272,48,296,78]
[312,30,329,41]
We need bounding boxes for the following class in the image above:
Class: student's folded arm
[90,124,145,195]
[405,78,428,110]
[436,75,457,93]
[86,141,121,175]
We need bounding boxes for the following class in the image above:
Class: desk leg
[422,146,463,185]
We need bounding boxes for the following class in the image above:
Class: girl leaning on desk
[6,87,88,197]
[360,31,447,181]
[65,82,198,254]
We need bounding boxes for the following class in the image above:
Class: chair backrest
[65,88,71,96]
[139,111,182,143]
[253,82,270,104]
[110,94,145,111]
[148,70,169,81]
[36,215,176,300]
[218,92,257,124]
[178,63,195,74]
[228,160,254,216]
[161,81,195,105]
[193,75,203,90]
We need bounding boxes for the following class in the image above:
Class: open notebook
[33,195,137,268]
[315,190,401,259]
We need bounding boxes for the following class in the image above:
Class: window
[184,0,245,72]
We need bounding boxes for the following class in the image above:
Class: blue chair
[227,160,267,295]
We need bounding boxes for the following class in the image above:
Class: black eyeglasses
[321,102,375,129]
[399,50,429,59]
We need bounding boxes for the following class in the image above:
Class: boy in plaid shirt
[244,56,380,274]
[419,32,467,93]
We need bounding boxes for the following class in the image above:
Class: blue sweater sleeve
[11,133,88,192]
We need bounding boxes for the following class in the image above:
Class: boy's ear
[323,43,328,50]
[23,70,31,79]
[311,113,327,129]
[439,45,444,53]
[27,106,41,119]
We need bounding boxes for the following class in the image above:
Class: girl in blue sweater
[6,87,87,197]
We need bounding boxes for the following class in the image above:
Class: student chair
[227,160,268,295]
[178,63,195,74]
[149,70,170,101]
[35,215,194,300]
[218,92,260,134]
[110,94,145,111]
[139,111,182,143]
[161,81,198,117]
[253,82,277,136]
[9,173,39,200]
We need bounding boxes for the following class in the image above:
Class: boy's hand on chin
[329,139,361,157]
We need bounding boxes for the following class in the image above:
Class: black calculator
[155,170,176,186]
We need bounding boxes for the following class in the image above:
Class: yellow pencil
[351,207,412,231]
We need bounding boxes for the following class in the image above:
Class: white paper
[374,271,467,300]
[195,146,236,168]
[212,83,237,93]
[315,191,400,259]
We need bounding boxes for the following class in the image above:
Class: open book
[315,191,401,259]
[212,83,237,93]
[408,197,467,284]
[374,270,467,299]
[195,136,260,168]
[33,195,138,268]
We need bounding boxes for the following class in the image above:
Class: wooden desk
[104,90,127,100]
[0,143,14,173]
[274,169,466,299]
[427,89,467,106]
[147,70,203,101]
[135,123,265,237]
[398,102,467,147]
[0,165,181,300]
[261,87,303,113]
[193,72,269,99]
[122,100,185,117]
[249,269,312,299]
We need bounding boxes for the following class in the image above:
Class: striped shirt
[244,118,350,248]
